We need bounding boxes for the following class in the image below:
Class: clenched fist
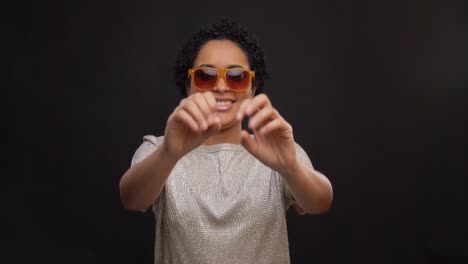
[162,92,222,160]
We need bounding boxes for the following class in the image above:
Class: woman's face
[188,39,255,130]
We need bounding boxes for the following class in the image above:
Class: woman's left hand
[237,94,297,175]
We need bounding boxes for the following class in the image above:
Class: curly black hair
[174,18,269,97]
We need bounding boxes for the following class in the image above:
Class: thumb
[240,130,258,155]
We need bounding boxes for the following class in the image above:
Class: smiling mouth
[216,100,235,111]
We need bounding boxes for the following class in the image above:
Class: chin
[218,115,240,130]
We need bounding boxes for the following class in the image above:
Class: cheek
[186,83,196,96]
[233,96,249,111]
[236,91,254,102]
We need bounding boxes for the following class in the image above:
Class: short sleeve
[130,135,165,213]
[283,142,314,213]
[130,135,164,167]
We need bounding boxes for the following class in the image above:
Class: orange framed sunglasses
[188,67,255,93]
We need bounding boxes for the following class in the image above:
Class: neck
[203,122,242,145]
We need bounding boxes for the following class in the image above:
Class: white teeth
[217,101,232,106]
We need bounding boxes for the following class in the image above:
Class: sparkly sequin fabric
[131,135,313,264]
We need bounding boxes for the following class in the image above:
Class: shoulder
[293,141,307,155]
[141,135,165,146]
[293,141,314,169]
[130,135,165,166]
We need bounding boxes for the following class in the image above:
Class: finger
[240,130,258,155]
[248,107,277,131]
[174,108,199,132]
[258,118,289,135]
[202,92,218,113]
[183,99,208,130]
[192,93,212,120]
[204,115,222,138]
[236,98,252,121]
[246,94,272,117]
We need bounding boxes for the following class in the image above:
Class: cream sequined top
[131,135,314,264]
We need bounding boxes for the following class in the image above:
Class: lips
[215,98,235,112]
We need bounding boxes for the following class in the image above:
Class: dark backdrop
[8,0,466,263]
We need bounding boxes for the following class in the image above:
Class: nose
[213,75,230,93]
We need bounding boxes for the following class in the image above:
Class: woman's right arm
[119,92,220,212]
[119,141,179,212]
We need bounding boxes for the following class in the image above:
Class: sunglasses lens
[193,68,218,90]
[226,69,250,91]
[192,68,252,92]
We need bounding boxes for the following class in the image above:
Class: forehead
[194,39,250,68]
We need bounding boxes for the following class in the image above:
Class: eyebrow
[198,64,245,69]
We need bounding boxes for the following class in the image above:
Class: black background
[8,0,466,263]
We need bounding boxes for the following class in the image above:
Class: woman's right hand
[162,91,221,160]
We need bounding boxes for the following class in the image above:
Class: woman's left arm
[280,157,333,214]
[237,94,333,214]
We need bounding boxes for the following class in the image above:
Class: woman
[119,19,333,264]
